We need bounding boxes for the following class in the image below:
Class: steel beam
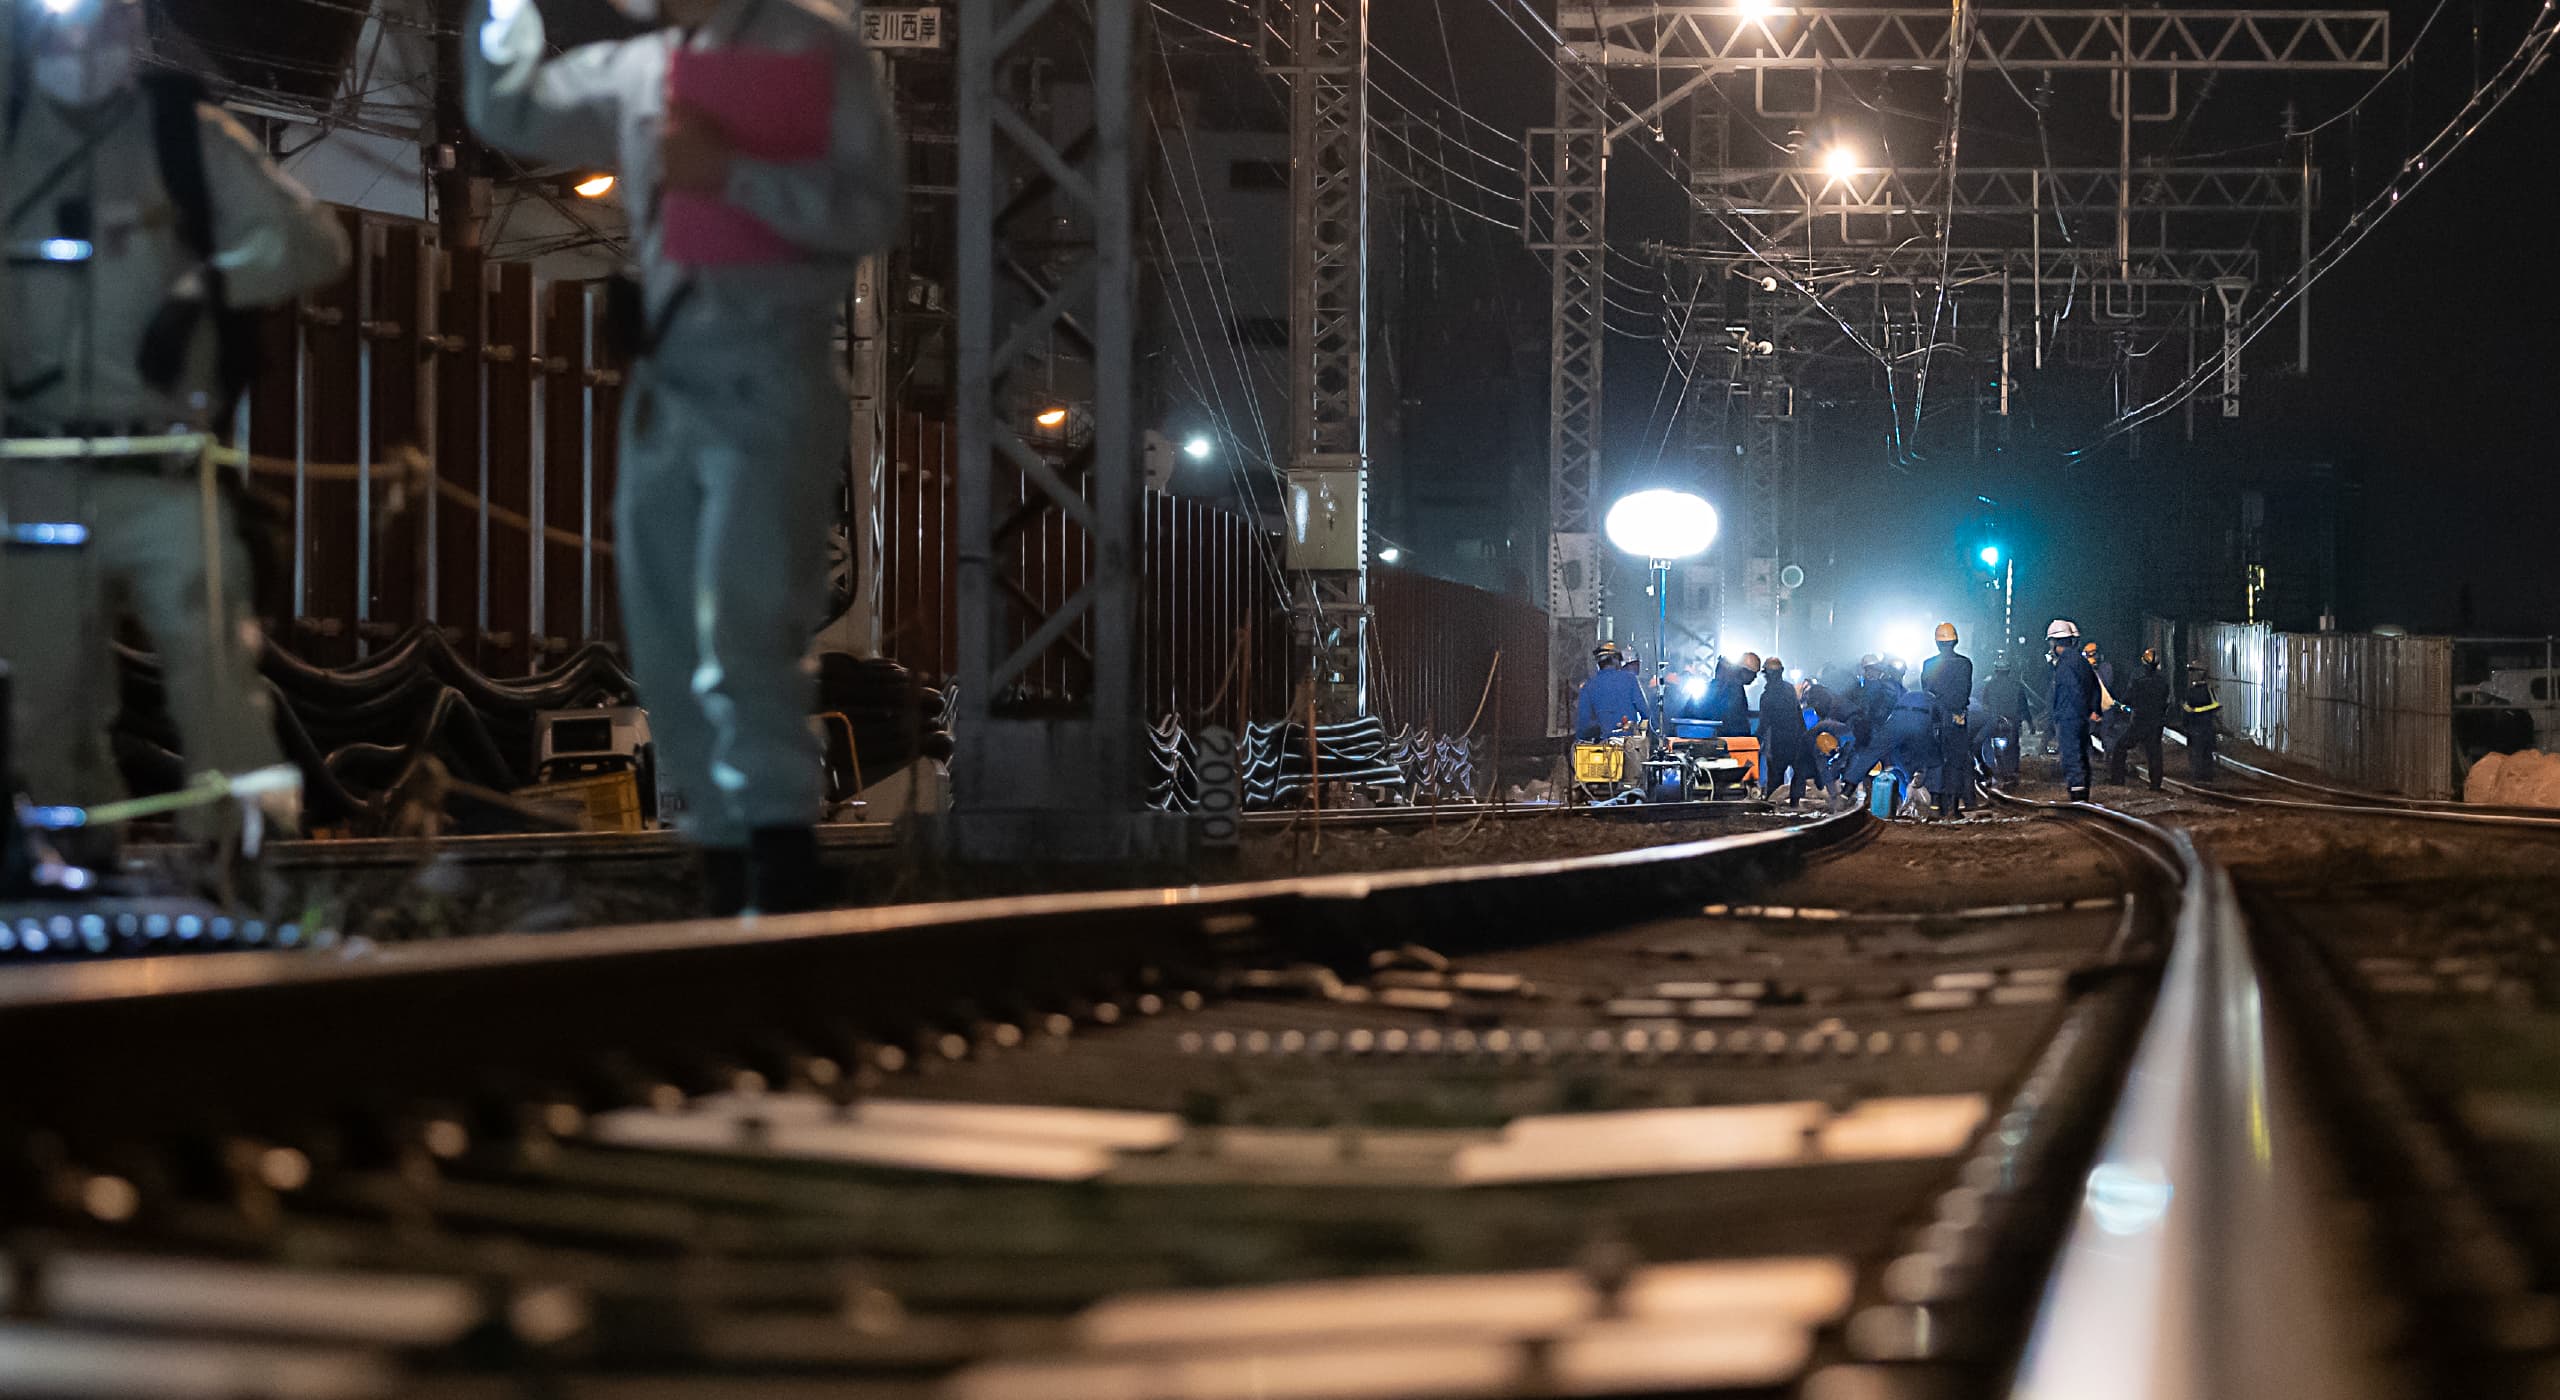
[1562,8,2390,73]
[1665,243,2259,289]
[948,0,1171,860]
[1528,68,1611,734]
[1269,0,1370,722]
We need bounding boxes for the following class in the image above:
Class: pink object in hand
[661,48,833,266]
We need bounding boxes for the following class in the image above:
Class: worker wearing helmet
[1918,622,1975,817]
[2,0,349,858]
[2109,647,2170,791]
[1705,650,1759,739]
[466,0,900,913]
[1576,640,1646,742]
[1757,656,1811,805]
[2181,662,2223,783]
[2047,620,2100,801]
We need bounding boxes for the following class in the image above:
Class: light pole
[1980,543,2013,651]
[1605,489,1720,739]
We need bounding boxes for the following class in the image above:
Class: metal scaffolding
[947,0,1170,859]
[1526,68,1610,732]
[1276,0,1371,721]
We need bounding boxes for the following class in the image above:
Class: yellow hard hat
[1934,622,1958,643]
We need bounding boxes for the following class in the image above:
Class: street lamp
[1605,489,1719,736]
[1822,144,1860,183]
[1183,435,1213,461]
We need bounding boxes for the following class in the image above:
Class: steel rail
[205,799,1795,872]
[1986,788,2385,1400]
[0,810,1871,1148]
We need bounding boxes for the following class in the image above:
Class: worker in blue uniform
[1877,686,1941,813]
[1919,622,1975,817]
[1575,640,1646,741]
[2047,619,2102,802]
[465,0,901,914]
[2182,662,2223,783]
[1704,651,1759,738]
[1756,656,1812,806]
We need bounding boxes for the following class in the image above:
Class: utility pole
[946,0,1169,860]
[1273,0,1370,721]
[1526,66,1608,733]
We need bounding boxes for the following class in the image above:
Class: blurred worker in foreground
[1919,622,1974,817]
[2,0,348,848]
[467,0,899,914]
[2108,648,2170,791]
[1756,657,1812,806]
[1975,652,2039,788]
[1575,640,1646,742]
[2182,663,2223,783]
[2047,620,2101,803]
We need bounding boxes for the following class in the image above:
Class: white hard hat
[2046,618,2080,641]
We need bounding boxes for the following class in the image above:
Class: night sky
[1353,0,2560,665]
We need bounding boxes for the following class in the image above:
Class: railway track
[0,791,2531,1398]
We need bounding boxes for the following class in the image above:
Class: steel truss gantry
[1271,0,1371,720]
[1563,7,2391,76]
[1702,165,2306,246]
[1527,70,1611,732]
[947,0,1171,859]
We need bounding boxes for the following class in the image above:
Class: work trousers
[1935,719,1974,814]
[0,461,284,837]
[1760,737,1810,804]
[615,351,844,849]
[2186,722,2219,783]
[2110,724,2165,790]
[2055,713,2093,797]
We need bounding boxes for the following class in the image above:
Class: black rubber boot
[702,847,750,919]
[747,825,825,915]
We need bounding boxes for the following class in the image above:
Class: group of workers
[3,0,900,914]
[1576,616,2227,814]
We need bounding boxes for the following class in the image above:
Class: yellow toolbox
[516,769,644,834]
[1573,742,1627,785]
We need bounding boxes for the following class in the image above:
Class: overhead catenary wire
[2067,5,2560,456]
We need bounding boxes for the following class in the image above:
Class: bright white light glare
[40,0,82,15]
[573,173,616,199]
[1682,676,1707,701]
[1787,668,1805,683]
[1822,144,1859,181]
[38,239,92,262]
[1604,488,1718,561]
[1979,544,2001,567]
[1734,0,1774,17]
[1378,546,1402,564]
[2085,1161,2175,1237]
[1183,435,1213,460]
[1878,621,1933,664]
[1033,406,1068,428]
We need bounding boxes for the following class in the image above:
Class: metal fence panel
[2191,622,2453,798]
